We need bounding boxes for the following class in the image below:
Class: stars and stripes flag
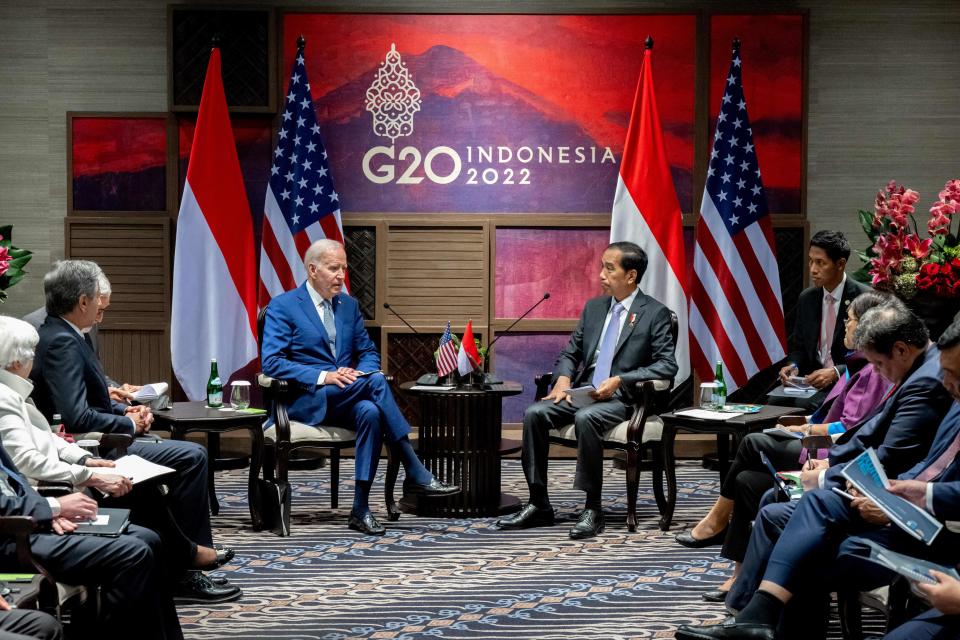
[689,40,787,393]
[609,39,689,387]
[436,321,458,377]
[171,48,259,400]
[258,38,347,307]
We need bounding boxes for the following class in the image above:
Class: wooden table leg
[246,423,264,531]
[659,425,678,531]
[207,432,221,515]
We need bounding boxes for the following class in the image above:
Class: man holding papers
[497,242,677,539]
[676,318,960,640]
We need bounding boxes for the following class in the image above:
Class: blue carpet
[183,459,883,639]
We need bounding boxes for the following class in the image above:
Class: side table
[399,381,523,517]
[657,405,804,530]
[152,401,266,530]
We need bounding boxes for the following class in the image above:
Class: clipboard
[72,508,131,537]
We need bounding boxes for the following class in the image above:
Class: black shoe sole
[174,589,242,605]
[348,522,386,536]
[569,525,604,539]
[676,529,727,548]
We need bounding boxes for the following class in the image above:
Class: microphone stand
[482,293,551,385]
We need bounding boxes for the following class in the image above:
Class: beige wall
[2,0,959,316]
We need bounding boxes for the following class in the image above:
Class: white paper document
[132,382,168,402]
[111,455,176,484]
[409,384,457,391]
[674,409,744,421]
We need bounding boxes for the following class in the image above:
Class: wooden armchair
[256,308,398,536]
[532,311,678,532]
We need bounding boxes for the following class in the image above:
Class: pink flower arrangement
[855,180,960,298]
[0,238,10,277]
[0,226,32,302]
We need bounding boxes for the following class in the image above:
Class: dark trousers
[27,524,182,640]
[884,609,960,640]
[115,438,212,547]
[718,433,803,562]
[521,397,632,497]
[324,374,410,482]
[0,609,62,640]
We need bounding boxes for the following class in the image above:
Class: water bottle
[713,361,727,408]
[206,359,223,407]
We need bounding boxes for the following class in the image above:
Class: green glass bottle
[206,359,223,408]
[713,361,727,408]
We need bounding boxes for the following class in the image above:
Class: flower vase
[904,291,960,341]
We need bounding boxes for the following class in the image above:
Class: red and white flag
[609,41,690,385]
[688,42,786,393]
[457,321,482,376]
[258,39,347,307]
[171,48,259,400]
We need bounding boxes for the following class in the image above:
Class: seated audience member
[26,260,238,603]
[90,273,142,404]
[0,433,183,638]
[496,241,678,539]
[675,317,960,640]
[777,230,871,408]
[0,597,61,640]
[261,239,459,536]
[882,571,960,640]
[675,291,894,601]
[0,316,238,603]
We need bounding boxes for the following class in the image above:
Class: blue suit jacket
[261,284,379,425]
[899,402,960,520]
[0,435,53,528]
[824,345,950,487]
[30,316,133,435]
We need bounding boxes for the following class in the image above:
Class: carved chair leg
[651,445,668,520]
[384,449,401,521]
[625,446,640,532]
[329,449,340,509]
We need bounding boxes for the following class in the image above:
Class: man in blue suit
[261,239,458,536]
[675,314,960,640]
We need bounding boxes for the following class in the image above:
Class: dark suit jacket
[824,345,951,487]
[29,316,133,435]
[0,438,54,529]
[787,277,871,375]
[261,284,379,424]
[553,291,678,398]
[899,402,960,520]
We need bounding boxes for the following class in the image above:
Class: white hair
[304,239,345,267]
[0,316,39,369]
[97,272,112,296]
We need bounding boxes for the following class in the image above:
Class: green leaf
[858,209,875,238]
[0,225,11,239]
[850,265,872,284]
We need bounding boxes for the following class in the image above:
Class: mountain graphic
[311,45,691,213]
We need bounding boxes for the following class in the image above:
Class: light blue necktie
[592,302,624,388]
[321,299,336,352]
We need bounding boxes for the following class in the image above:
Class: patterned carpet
[184,459,882,639]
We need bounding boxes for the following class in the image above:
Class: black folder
[72,508,131,537]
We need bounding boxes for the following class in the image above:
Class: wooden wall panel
[384,225,488,325]
[97,329,169,387]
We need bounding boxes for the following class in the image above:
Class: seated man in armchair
[496,241,678,539]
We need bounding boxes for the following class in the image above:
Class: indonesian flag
[609,41,690,385]
[171,48,259,400]
[457,320,482,376]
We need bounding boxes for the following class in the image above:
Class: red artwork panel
[710,14,804,213]
[493,332,572,422]
[71,117,166,211]
[283,13,697,213]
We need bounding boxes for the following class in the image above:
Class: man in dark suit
[28,260,239,603]
[261,239,458,536]
[778,230,870,407]
[0,434,182,639]
[497,241,678,539]
[676,315,960,640]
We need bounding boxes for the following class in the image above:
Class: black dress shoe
[195,545,235,570]
[701,589,729,603]
[569,508,604,539]
[348,511,386,536]
[675,618,774,640]
[675,528,727,548]
[402,477,461,497]
[174,571,242,605]
[495,503,555,530]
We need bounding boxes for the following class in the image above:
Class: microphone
[481,292,551,384]
[383,302,418,334]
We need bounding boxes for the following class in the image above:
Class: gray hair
[0,316,39,369]
[854,304,928,356]
[44,260,102,317]
[304,239,344,267]
[97,272,112,297]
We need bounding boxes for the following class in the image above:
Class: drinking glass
[699,382,717,409]
[230,381,251,410]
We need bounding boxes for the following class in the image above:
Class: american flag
[258,40,347,307]
[436,321,458,377]
[689,40,787,393]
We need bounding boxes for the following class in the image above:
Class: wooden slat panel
[97,329,168,386]
[385,225,488,326]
